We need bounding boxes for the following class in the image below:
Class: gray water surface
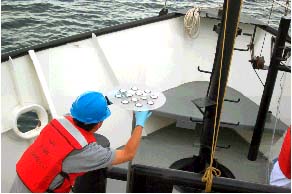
[1,0,290,54]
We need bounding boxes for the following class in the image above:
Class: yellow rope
[201,0,228,187]
[201,0,243,192]
[202,166,221,192]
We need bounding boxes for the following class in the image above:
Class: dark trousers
[73,134,110,193]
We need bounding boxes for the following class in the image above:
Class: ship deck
[106,123,279,192]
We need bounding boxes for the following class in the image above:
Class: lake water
[1,0,289,54]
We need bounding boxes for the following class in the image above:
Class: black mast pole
[198,0,242,168]
[248,16,291,161]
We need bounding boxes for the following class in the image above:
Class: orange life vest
[16,116,96,192]
[278,126,291,179]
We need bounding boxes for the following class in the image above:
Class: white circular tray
[107,85,166,111]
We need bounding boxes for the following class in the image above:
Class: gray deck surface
[154,81,288,132]
[106,124,272,193]
[106,81,286,192]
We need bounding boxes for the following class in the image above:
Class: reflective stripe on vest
[57,117,88,147]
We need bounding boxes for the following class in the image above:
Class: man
[270,126,291,188]
[10,91,152,192]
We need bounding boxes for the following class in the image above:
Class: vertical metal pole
[126,112,136,192]
[198,0,242,167]
[248,16,291,161]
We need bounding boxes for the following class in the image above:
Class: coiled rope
[184,7,201,38]
[201,0,243,192]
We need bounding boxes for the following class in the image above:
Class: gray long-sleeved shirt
[10,141,115,193]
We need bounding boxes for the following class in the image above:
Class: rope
[184,7,201,39]
[202,166,221,192]
[184,4,224,39]
[266,68,287,183]
[201,0,229,191]
[252,67,265,87]
[201,0,243,192]
[284,0,290,15]
[163,0,168,8]
[251,0,276,88]
[259,0,275,56]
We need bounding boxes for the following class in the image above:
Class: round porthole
[12,104,48,139]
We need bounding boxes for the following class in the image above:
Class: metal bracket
[234,45,249,51]
[197,66,212,74]
[191,97,216,115]
[242,33,252,36]
[189,117,203,123]
[193,143,231,149]
[234,33,253,51]
[217,144,231,149]
[278,64,291,73]
[189,117,240,127]
[283,45,291,59]
[221,121,240,126]
[224,98,240,103]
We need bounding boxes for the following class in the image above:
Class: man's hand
[111,111,152,165]
[135,111,152,127]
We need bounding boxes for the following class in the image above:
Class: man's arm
[111,111,151,165]
[112,125,143,165]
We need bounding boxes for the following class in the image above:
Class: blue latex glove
[134,111,152,127]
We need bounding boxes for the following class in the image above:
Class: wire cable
[266,65,288,184]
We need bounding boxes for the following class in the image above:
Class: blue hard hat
[70,91,111,124]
